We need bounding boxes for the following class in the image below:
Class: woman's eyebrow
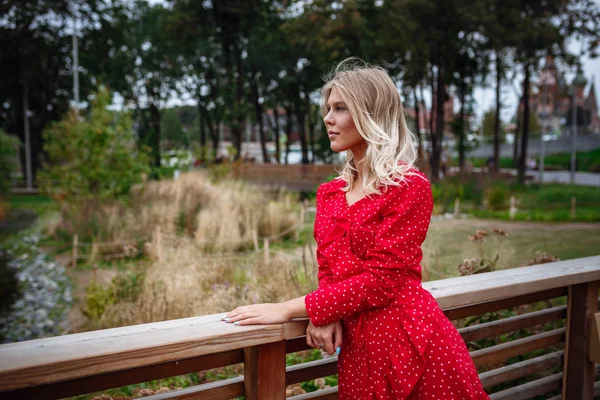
[327,101,346,107]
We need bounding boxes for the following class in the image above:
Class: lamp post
[72,4,79,110]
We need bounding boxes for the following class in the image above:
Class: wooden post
[509,196,516,220]
[296,206,305,241]
[562,281,599,400]
[89,241,98,263]
[252,229,259,252]
[155,226,162,262]
[72,234,78,269]
[454,198,460,216]
[571,196,576,220]
[244,341,286,399]
[263,239,270,265]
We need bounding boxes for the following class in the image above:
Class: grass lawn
[423,218,600,281]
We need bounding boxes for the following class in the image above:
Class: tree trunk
[430,67,445,182]
[518,65,530,185]
[296,105,309,165]
[149,102,161,168]
[307,103,316,164]
[198,102,207,163]
[414,87,422,159]
[231,48,244,160]
[250,76,269,163]
[272,107,281,163]
[458,87,466,170]
[201,105,219,160]
[493,54,502,173]
[285,105,293,165]
[513,92,523,166]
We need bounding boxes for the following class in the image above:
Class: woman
[223,59,489,399]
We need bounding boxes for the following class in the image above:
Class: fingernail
[336,347,341,355]
[220,314,228,320]
[225,318,232,322]
[233,321,240,326]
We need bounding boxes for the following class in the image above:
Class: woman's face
[323,86,366,155]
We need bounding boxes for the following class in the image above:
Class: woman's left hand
[222,303,291,326]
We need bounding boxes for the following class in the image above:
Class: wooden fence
[231,164,339,191]
[1,256,600,399]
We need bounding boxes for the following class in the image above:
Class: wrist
[283,296,307,320]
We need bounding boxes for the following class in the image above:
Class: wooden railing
[231,164,339,191]
[1,256,600,399]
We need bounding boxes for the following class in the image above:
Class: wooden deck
[1,256,600,399]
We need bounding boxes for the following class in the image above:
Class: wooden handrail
[423,255,600,309]
[1,256,599,398]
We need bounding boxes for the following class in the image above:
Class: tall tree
[0,0,102,182]
[82,1,180,168]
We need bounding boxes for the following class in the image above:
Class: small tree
[0,129,21,196]
[38,88,151,203]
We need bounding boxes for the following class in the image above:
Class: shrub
[0,129,21,196]
[485,185,510,211]
[84,280,116,320]
[38,87,151,203]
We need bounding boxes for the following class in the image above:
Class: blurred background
[1,0,600,397]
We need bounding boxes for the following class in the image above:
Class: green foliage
[481,109,505,141]
[84,271,145,320]
[112,271,144,302]
[84,280,116,320]
[206,164,233,183]
[485,185,510,211]
[161,108,186,148]
[38,88,151,203]
[535,148,600,172]
[0,129,21,195]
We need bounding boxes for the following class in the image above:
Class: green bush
[38,87,151,203]
[0,129,21,195]
[537,148,600,172]
[84,271,145,320]
[485,185,510,211]
[84,280,116,320]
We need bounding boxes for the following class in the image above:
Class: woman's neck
[351,147,366,184]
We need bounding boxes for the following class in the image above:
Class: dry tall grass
[46,171,300,256]
[94,234,309,329]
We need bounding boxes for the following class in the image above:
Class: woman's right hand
[306,320,342,356]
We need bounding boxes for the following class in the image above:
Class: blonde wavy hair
[321,58,419,195]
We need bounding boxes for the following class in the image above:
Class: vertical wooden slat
[244,341,286,400]
[562,281,599,400]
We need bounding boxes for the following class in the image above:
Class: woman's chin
[330,142,345,153]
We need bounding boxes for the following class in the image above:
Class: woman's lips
[328,131,339,139]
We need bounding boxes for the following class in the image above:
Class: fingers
[334,321,343,351]
[232,317,261,326]
[306,330,315,349]
[306,324,316,349]
[322,335,335,355]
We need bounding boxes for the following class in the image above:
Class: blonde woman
[223,59,489,399]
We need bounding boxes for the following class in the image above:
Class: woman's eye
[336,106,345,112]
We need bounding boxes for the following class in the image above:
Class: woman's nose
[324,112,334,126]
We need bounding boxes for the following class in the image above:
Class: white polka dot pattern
[305,168,489,399]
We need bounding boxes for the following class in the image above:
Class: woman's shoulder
[389,167,430,193]
[316,176,345,197]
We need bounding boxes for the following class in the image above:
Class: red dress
[304,169,489,399]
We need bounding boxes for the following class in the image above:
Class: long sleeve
[314,185,334,288]
[305,175,433,327]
